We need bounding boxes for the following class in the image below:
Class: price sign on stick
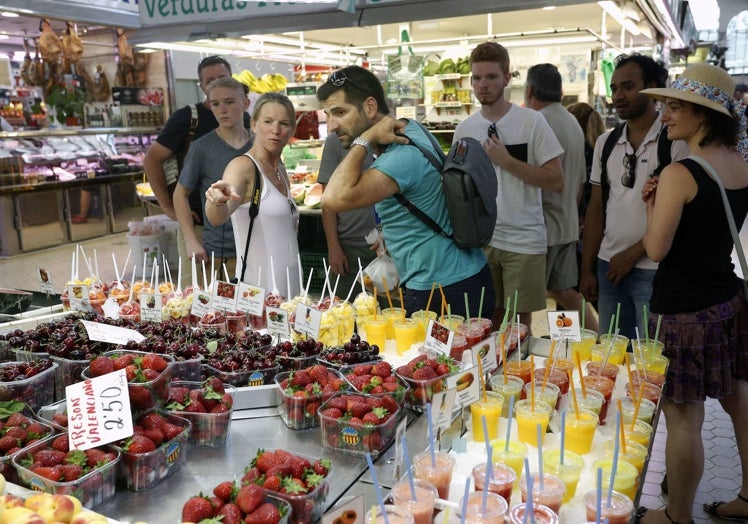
[236,283,265,315]
[212,280,238,311]
[266,307,290,339]
[424,319,454,354]
[446,365,480,408]
[430,390,456,432]
[140,292,162,322]
[67,284,89,312]
[293,303,322,339]
[66,369,133,451]
[190,289,212,319]
[80,320,144,345]
[471,336,498,375]
[37,268,55,294]
[547,310,581,342]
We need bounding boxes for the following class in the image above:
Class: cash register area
[0,232,741,523]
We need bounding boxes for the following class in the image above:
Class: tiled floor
[1,234,743,523]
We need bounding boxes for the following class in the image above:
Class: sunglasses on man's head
[329,71,365,91]
[621,152,637,188]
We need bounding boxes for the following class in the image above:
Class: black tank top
[650,157,748,314]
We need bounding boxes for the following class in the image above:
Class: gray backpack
[395,122,498,248]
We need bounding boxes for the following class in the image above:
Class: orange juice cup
[523,381,560,410]
[471,392,505,442]
[583,489,634,524]
[625,418,654,447]
[473,462,517,505]
[411,310,437,341]
[439,314,465,331]
[508,503,559,524]
[592,458,640,501]
[581,374,615,423]
[520,472,566,515]
[366,504,415,524]
[585,361,620,383]
[459,490,508,524]
[489,375,525,418]
[504,360,533,385]
[362,317,387,350]
[413,450,455,500]
[563,408,599,455]
[393,318,420,355]
[391,477,438,524]
[633,338,665,359]
[571,329,598,362]
[514,399,552,445]
[533,368,570,396]
[541,448,585,502]
[603,439,649,474]
[382,307,405,340]
[490,439,528,487]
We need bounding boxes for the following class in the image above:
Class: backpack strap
[600,122,625,228]
[652,125,672,177]
[188,104,199,135]
[237,155,262,283]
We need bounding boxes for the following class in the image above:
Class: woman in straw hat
[637,63,748,524]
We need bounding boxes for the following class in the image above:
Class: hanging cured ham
[21,38,33,86]
[61,21,83,72]
[115,28,136,86]
[90,64,111,102]
[38,19,62,64]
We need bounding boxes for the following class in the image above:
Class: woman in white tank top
[205,92,300,298]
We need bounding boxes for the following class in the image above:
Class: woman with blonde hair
[205,92,300,298]
[636,63,748,524]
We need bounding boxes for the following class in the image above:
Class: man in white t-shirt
[453,42,564,333]
[580,54,689,340]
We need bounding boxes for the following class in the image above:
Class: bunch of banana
[233,70,288,94]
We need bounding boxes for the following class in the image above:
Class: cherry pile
[0,359,55,381]
[317,333,380,367]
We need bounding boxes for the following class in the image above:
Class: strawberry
[362,411,383,425]
[89,356,115,377]
[326,396,348,411]
[4,427,27,441]
[242,466,262,484]
[125,435,156,454]
[181,496,215,523]
[353,364,372,376]
[281,476,308,495]
[84,448,110,468]
[235,483,265,514]
[435,363,451,376]
[308,364,329,385]
[52,413,68,428]
[291,370,312,387]
[113,354,134,370]
[262,474,282,491]
[244,502,281,524]
[311,458,330,476]
[217,502,243,524]
[33,449,65,467]
[184,400,207,413]
[5,413,29,427]
[142,368,160,381]
[210,404,230,414]
[139,413,166,430]
[320,407,343,419]
[30,465,62,481]
[142,427,164,446]
[50,435,69,452]
[204,376,225,394]
[346,399,370,419]
[168,386,191,405]
[128,386,152,408]
[412,367,438,380]
[0,436,18,453]
[162,422,183,441]
[213,480,236,502]
[141,353,168,372]
[370,361,392,377]
[25,422,45,438]
[252,450,276,473]
[60,464,83,481]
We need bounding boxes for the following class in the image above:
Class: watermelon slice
[303,183,323,208]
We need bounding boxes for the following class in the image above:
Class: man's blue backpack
[395,123,498,248]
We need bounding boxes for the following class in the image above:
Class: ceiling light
[0,11,19,17]
[598,1,641,35]
[542,6,557,10]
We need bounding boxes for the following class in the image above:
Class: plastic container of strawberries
[81,350,175,414]
[339,361,411,407]
[318,391,400,458]
[394,354,462,412]
[167,381,236,446]
[11,433,120,509]
[0,361,58,411]
[0,414,56,484]
[110,410,191,491]
[201,361,279,388]
[274,369,349,430]
[35,399,68,432]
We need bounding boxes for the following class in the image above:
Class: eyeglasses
[488,123,498,139]
[621,153,637,188]
[329,70,365,91]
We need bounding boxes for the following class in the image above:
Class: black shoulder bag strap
[600,123,625,228]
[652,125,672,177]
[392,119,452,239]
[238,156,262,283]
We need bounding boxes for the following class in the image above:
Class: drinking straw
[286,267,291,301]
[596,468,603,524]
[461,477,471,524]
[425,282,437,312]
[257,267,262,290]
[614,302,621,334]
[485,442,494,479]
[654,314,663,343]
[523,458,535,524]
[574,352,587,396]
[399,287,406,320]
[382,276,394,309]
[331,274,341,302]
[530,356,536,411]
[297,254,304,294]
[482,447,491,512]
[581,298,586,333]
[477,356,487,402]
[536,423,544,491]
[201,259,207,291]
[608,411,621,505]
[210,253,215,290]
[479,287,485,320]
[358,258,367,293]
[624,353,636,387]
[541,339,557,389]
[464,293,471,322]
[500,306,510,334]
[616,399,628,454]
[568,370,580,419]
[127,270,136,304]
[505,396,515,452]
[633,327,648,380]
[344,271,360,303]
[177,257,182,293]
[364,454,389,524]
[121,249,131,281]
[70,251,75,283]
[598,328,620,376]
[560,409,566,465]
[481,416,492,465]
[270,255,280,294]
[606,314,614,339]
[511,290,519,329]
[500,333,508,384]
[631,378,646,432]
[400,435,417,500]
[426,403,436,467]
[643,304,650,343]
[94,249,99,280]
[304,267,314,298]
[223,263,230,283]
[111,253,122,288]
[191,256,198,290]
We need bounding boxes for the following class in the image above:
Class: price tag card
[430,390,456,432]
[446,365,480,408]
[266,307,290,339]
[547,310,581,342]
[190,289,212,319]
[140,292,162,322]
[212,280,238,311]
[236,283,265,315]
[423,319,454,354]
[322,494,365,524]
[66,369,133,451]
[471,336,498,375]
[294,303,321,339]
[67,284,89,312]
[80,320,144,345]
[102,297,120,319]
[37,268,55,294]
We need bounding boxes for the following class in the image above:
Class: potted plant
[45,84,87,127]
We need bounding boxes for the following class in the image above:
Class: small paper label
[294,303,322,339]
[424,319,454,354]
[66,369,133,450]
[236,283,265,315]
[471,336,498,375]
[430,390,457,431]
[547,310,581,342]
[322,494,365,524]
[102,297,120,319]
[67,284,90,312]
[446,365,480,408]
[266,307,290,339]
[190,289,212,319]
[212,280,238,312]
[37,268,55,294]
[140,292,162,322]
[80,320,144,345]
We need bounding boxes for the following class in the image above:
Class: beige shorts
[545,241,579,291]
[483,246,547,313]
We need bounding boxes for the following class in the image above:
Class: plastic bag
[364,229,399,293]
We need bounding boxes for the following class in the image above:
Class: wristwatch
[352,136,373,155]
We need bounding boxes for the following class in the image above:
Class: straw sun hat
[640,63,736,116]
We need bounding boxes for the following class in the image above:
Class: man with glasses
[453,42,564,333]
[580,54,688,340]
[317,66,493,319]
